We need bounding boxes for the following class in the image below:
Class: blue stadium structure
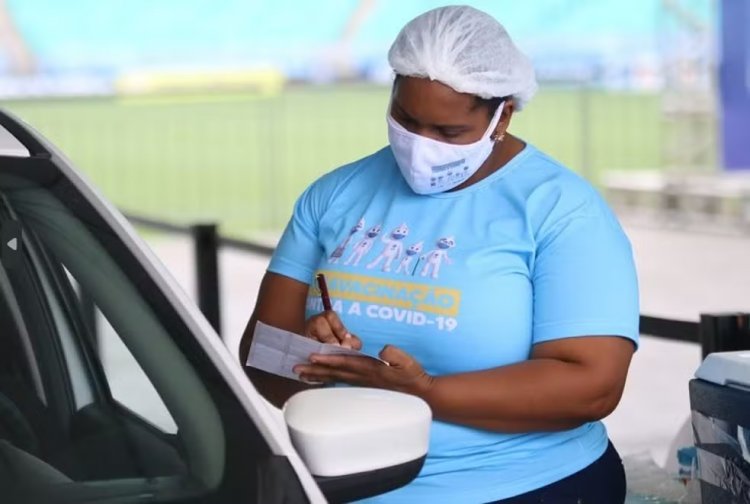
[2,0,714,86]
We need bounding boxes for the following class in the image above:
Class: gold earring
[491,132,505,143]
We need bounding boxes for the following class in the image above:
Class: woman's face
[390,76,501,145]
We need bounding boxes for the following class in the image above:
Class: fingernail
[344,332,352,339]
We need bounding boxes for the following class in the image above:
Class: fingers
[346,332,364,350]
[293,363,365,386]
[305,311,362,349]
[305,311,344,345]
[299,376,325,386]
[297,368,361,386]
[311,354,381,371]
[379,345,434,395]
[379,345,411,367]
[294,349,432,396]
[294,354,383,384]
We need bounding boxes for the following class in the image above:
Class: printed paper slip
[246,321,383,381]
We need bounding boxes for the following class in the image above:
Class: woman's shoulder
[515,145,598,197]
[513,144,617,235]
[304,146,396,199]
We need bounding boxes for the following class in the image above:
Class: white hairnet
[388,5,538,110]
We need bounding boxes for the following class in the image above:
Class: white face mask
[387,102,504,194]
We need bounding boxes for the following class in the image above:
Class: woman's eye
[439,130,462,139]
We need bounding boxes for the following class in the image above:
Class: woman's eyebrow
[392,101,417,123]
[393,101,471,130]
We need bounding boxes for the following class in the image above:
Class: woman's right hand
[304,311,363,350]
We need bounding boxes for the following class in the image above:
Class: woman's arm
[239,272,314,407]
[296,335,634,432]
[419,336,635,431]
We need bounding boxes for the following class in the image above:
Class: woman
[240,5,638,503]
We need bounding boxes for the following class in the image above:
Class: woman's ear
[501,98,515,125]
[490,99,515,142]
[494,98,515,138]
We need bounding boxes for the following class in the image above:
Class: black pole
[192,223,221,337]
[699,313,750,359]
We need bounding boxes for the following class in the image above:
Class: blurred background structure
[1,2,749,501]
[2,0,746,239]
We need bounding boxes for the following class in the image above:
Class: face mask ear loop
[484,100,506,142]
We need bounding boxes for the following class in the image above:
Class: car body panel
[0,109,327,503]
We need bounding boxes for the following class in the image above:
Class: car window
[97,307,178,433]
[27,260,95,413]
[0,162,309,503]
[58,270,177,433]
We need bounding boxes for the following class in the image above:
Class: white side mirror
[284,387,431,477]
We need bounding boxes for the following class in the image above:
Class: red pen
[316,273,333,311]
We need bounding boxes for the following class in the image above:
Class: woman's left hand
[293,345,433,396]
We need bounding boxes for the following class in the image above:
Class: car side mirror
[284,387,431,503]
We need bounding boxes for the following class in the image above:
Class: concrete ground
[143,223,750,472]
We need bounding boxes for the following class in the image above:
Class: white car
[0,110,430,503]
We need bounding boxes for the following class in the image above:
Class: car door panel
[0,115,320,502]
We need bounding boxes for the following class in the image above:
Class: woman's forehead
[393,76,479,121]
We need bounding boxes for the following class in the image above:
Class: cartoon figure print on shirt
[420,236,456,279]
[329,217,365,263]
[366,223,409,272]
[344,224,382,266]
[395,241,424,275]
[332,217,457,280]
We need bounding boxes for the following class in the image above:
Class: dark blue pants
[488,441,626,504]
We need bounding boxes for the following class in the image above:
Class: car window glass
[60,271,176,433]
[97,307,177,433]
[28,261,95,412]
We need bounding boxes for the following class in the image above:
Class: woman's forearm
[418,358,622,432]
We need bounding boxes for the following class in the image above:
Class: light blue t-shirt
[268,143,639,503]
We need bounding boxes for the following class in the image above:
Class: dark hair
[472,95,510,119]
[393,74,509,119]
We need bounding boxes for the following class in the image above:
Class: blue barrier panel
[720,0,750,170]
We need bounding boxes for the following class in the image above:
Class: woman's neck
[448,134,526,192]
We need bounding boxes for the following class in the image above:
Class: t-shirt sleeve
[532,204,640,347]
[267,183,326,285]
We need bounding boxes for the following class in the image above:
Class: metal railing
[126,214,750,358]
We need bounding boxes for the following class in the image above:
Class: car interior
[0,185,204,501]
[0,164,309,503]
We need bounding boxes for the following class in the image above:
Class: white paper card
[246,321,382,381]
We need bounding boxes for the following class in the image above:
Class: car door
[0,112,323,503]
